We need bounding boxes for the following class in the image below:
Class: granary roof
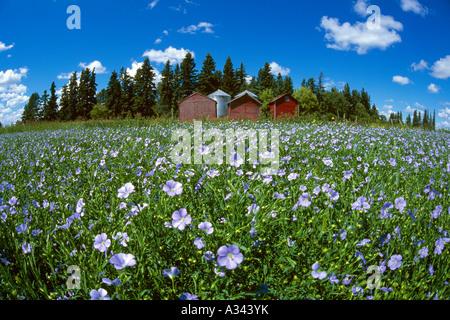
[228,91,262,106]
[178,91,217,105]
[208,89,231,97]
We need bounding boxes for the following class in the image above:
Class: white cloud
[414,102,426,109]
[57,72,73,80]
[382,105,393,110]
[0,105,24,126]
[400,0,428,16]
[79,60,107,74]
[269,62,290,76]
[127,61,144,78]
[354,0,370,16]
[178,22,214,34]
[142,46,194,65]
[0,67,28,87]
[405,105,417,113]
[148,0,159,9]
[0,41,14,53]
[440,101,450,106]
[154,38,162,45]
[436,121,450,129]
[163,30,169,36]
[438,107,450,119]
[393,75,412,85]
[430,55,450,80]
[428,83,440,94]
[126,60,161,84]
[319,13,403,54]
[411,59,429,71]
[379,109,395,118]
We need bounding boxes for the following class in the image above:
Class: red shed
[268,93,299,120]
[227,91,261,121]
[178,92,218,121]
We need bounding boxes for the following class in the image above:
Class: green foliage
[294,86,318,115]
[259,88,275,119]
[197,53,219,96]
[89,104,109,120]
[179,52,198,99]
[133,58,157,118]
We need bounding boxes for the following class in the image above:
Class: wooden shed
[227,91,261,121]
[178,92,218,121]
[268,93,299,120]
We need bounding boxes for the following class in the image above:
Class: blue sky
[1,0,449,127]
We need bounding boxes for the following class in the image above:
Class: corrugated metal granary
[208,90,231,118]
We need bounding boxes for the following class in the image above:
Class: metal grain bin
[208,90,231,118]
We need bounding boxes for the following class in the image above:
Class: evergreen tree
[247,76,257,93]
[119,67,135,117]
[172,63,182,115]
[58,85,70,120]
[423,109,429,128]
[432,110,436,130]
[221,56,236,96]
[301,78,306,88]
[157,60,175,116]
[212,70,222,92]
[77,68,95,120]
[21,92,41,122]
[259,88,275,119]
[275,73,284,96]
[197,53,217,96]
[67,71,79,120]
[44,82,59,121]
[88,68,97,113]
[283,76,294,95]
[406,114,412,126]
[179,52,197,98]
[96,89,106,105]
[105,70,122,118]
[360,88,371,113]
[39,90,49,121]
[133,57,157,117]
[255,62,275,96]
[235,62,248,94]
[412,110,419,127]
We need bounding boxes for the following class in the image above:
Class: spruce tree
[275,73,284,96]
[21,92,40,122]
[179,53,197,98]
[58,85,70,120]
[283,76,294,95]
[88,69,98,114]
[133,57,157,117]
[106,70,122,118]
[39,90,49,121]
[44,82,59,121]
[77,68,93,120]
[256,62,275,96]
[158,60,175,115]
[235,62,248,94]
[197,53,217,96]
[221,56,236,96]
[67,71,79,120]
[120,67,135,117]
[172,63,182,115]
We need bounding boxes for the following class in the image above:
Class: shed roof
[178,92,218,105]
[268,93,299,105]
[228,91,262,106]
[235,90,258,99]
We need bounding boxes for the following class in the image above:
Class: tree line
[19,52,435,130]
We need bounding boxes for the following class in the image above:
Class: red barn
[227,91,261,121]
[268,93,299,120]
[178,92,218,121]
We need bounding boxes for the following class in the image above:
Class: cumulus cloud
[142,46,194,65]
[411,59,429,72]
[393,75,412,85]
[126,60,161,84]
[269,62,290,76]
[178,22,214,34]
[79,60,107,74]
[404,105,417,113]
[414,102,426,109]
[428,83,440,94]
[382,105,393,110]
[430,55,450,80]
[438,107,450,120]
[0,67,29,125]
[0,67,28,87]
[400,0,428,16]
[154,38,162,45]
[0,41,14,53]
[319,14,403,54]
